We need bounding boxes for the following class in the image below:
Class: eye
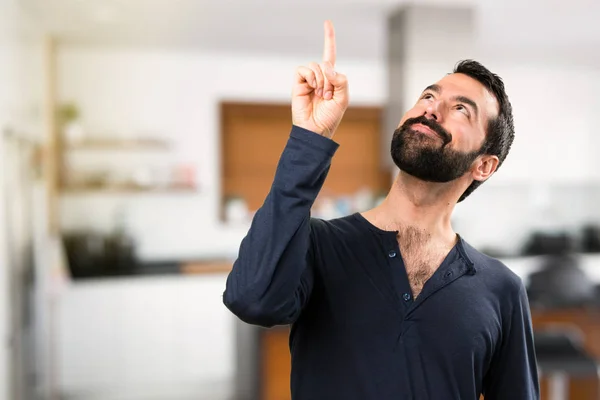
[420,93,434,101]
[455,104,470,117]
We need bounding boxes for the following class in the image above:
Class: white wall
[0,3,22,394]
[57,48,386,260]
[0,45,13,400]
[0,1,46,399]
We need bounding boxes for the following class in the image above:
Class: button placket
[405,262,468,318]
[388,247,414,306]
[385,241,410,311]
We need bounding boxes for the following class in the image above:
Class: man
[223,20,539,400]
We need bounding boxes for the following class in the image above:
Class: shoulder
[462,241,530,327]
[461,239,525,297]
[310,214,365,237]
[309,213,374,248]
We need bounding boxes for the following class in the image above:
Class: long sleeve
[482,283,540,399]
[222,125,339,327]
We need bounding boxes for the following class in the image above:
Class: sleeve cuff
[290,125,340,157]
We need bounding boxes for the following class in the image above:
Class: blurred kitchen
[1,0,600,399]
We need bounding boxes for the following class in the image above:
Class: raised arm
[222,21,349,327]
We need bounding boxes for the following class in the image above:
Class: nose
[424,100,441,122]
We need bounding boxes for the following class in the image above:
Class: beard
[390,115,483,183]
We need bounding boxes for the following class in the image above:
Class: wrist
[292,121,333,139]
[290,125,340,156]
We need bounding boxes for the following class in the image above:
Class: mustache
[402,116,452,145]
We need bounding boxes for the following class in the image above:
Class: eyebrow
[422,85,479,118]
[423,84,441,93]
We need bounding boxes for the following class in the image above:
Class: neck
[367,171,462,243]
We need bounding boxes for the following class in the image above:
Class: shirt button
[388,250,397,258]
[403,293,411,301]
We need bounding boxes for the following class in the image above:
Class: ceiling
[20,0,600,60]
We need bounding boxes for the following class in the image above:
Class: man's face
[391,73,499,183]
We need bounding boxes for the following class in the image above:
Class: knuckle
[300,68,313,78]
[311,67,324,81]
[296,66,307,77]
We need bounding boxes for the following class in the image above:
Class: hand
[292,20,349,139]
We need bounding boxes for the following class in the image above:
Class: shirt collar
[456,235,477,275]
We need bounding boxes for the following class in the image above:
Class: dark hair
[453,60,515,202]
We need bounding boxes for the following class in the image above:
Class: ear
[472,154,499,182]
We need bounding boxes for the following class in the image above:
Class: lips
[411,123,439,138]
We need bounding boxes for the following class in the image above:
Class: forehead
[433,73,499,120]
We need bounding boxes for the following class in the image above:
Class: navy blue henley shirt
[223,125,540,400]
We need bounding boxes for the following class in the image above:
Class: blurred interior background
[1,0,600,399]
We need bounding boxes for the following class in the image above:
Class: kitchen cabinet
[55,273,234,398]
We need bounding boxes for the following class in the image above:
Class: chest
[317,253,501,361]
[399,243,449,298]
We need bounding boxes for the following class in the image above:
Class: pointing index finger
[323,20,336,66]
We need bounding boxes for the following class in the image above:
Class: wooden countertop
[180,260,233,275]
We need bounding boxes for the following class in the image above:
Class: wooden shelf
[66,138,171,150]
[61,184,197,194]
